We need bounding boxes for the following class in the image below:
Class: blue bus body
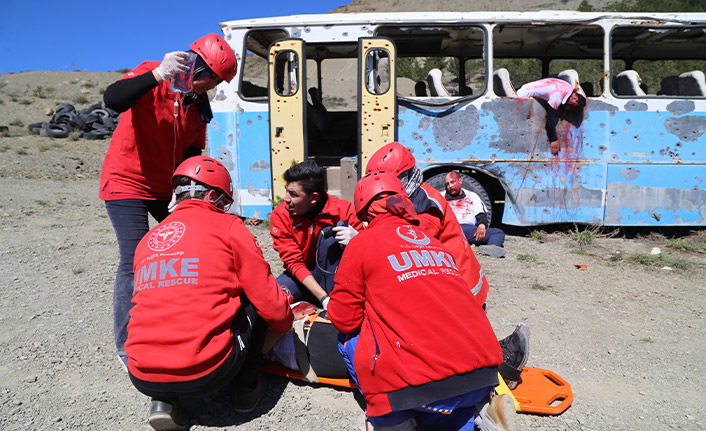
[209,12,706,226]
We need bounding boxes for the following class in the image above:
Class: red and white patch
[147,221,186,251]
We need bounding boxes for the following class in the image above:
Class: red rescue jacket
[99,61,207,201]
[328,212,502,416]
[126,199,293,383]
[270,195,362,282]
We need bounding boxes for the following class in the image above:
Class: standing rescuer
[99,33,237,369]
[126,156,294,430]
[327,171,514,431]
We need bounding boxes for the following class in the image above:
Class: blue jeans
[369,387,491,431]
[276,228,343,305]
[460,224,505,247]
[339,332,491,431]
[105,199,169,361]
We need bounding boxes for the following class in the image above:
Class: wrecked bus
[206,11,706,226]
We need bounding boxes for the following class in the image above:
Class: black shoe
[498,324,530,389]
[148,399,190,431]
[233,373,267,413]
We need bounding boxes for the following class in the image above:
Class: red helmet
[354,171,406,216]
[365,142,416,176]
[173,156,233,200]
[191,33,237,83]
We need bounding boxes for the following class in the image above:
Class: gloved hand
[321,295,330,311]
[154,51,191,81]
[280,285,294,305]
[333,225,358,246]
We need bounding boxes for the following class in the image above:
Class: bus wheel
[425,172,493,226]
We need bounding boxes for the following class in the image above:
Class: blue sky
[0,0,347,73]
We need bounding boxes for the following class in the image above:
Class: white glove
[321,295,330,311]
[333,225,358,246]
[154,51,191,81]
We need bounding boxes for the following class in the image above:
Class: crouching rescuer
[125,156,294,430]
[327,171,516,431]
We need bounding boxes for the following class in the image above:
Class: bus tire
[425,172,493,226]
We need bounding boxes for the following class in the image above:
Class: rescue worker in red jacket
[365,142,489,306]
[270,160,363,308]
[366,142,530,392]
[327,171,513,431]
[100,33,237,370]
[126,156,294,430]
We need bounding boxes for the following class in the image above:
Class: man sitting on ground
[444,171,506,258]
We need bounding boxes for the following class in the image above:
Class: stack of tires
[28,102,120,140]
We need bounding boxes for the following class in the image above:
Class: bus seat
[415,81,429,96]
[558,69,585,96]
[307,87,329,140]
[612,70,646,96]
[460,85,473,96]
[427,69,450,97]
[678,71,706,96]
[658,76,679,96]
[580,81,595,97]
[493,68,516,97]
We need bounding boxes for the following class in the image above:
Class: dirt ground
[1,71,705,430]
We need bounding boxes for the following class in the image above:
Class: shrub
[32,86,47,98]
[666,237,706,252]
[627,252,693,271]
[517,253,538,262]
[530,230,548,242]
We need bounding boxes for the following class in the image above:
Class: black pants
[129,295,267,400]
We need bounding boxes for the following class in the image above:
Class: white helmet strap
[175,180,209,198]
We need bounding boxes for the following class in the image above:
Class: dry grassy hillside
[332,0,616,12]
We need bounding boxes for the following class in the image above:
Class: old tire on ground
[425,172,493,225]
[39,123,71,139]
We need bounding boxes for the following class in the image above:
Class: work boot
[478,245,506,258]
[498,323,530,389]
[233,373,267,413]
[148,399,189,431]
[480,394,517,431]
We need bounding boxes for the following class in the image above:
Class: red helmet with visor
[191,33,237,83]
[172,156,233,200]
[354,171,406,217]
[365,141,416,176]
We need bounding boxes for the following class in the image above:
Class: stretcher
[260,361,573,415]
[494,367,573,415]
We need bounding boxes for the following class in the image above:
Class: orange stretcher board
[504,366,574,415]
[261,362,573,415]
[260,360,358,389]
